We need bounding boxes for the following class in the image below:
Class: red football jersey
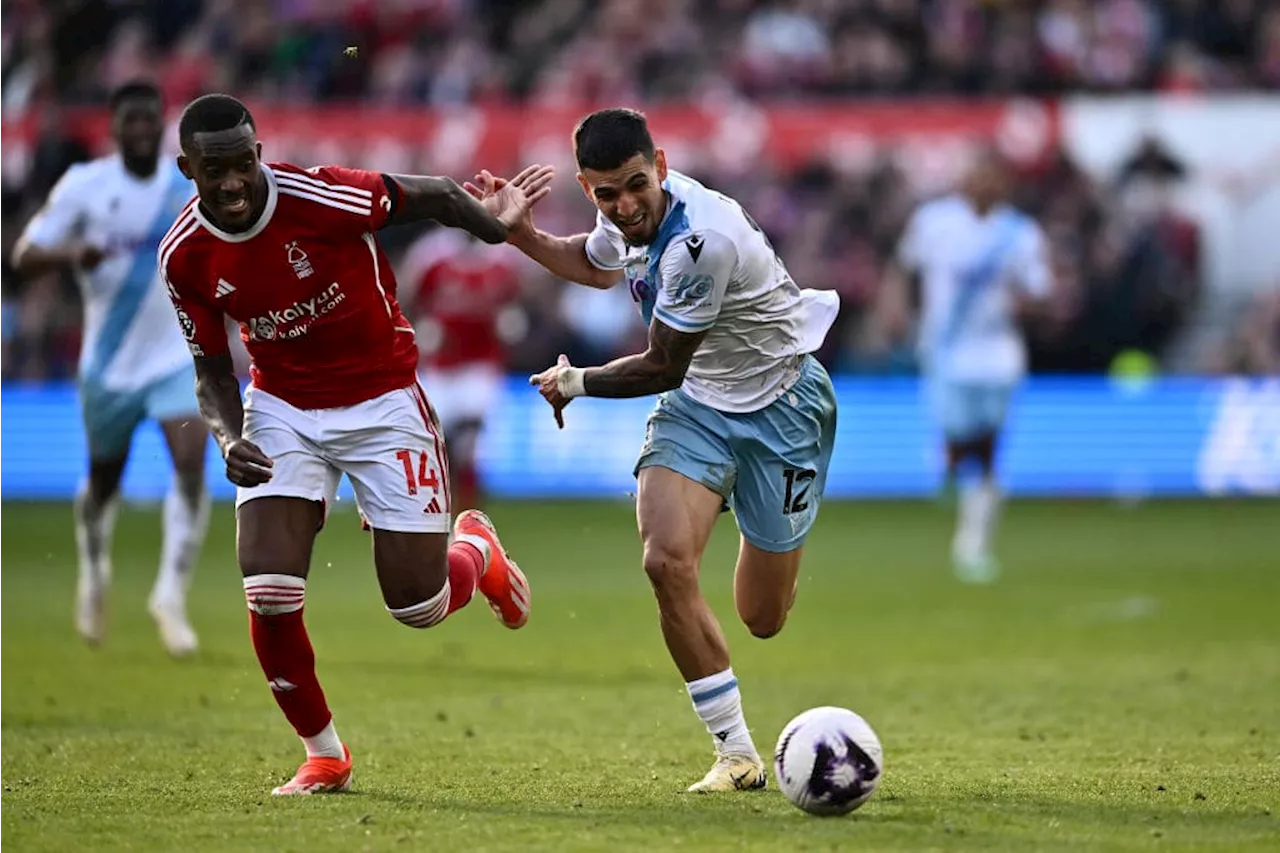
[160,162,419,409]
[407,230,520,369]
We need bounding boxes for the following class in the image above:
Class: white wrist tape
[557,366,587,399]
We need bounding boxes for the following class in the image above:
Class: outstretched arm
[508,230,624,290]
[387,165,554,244]
[462,168,622,289]
[384,175,506,243]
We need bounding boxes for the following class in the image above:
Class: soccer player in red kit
[406,228,522,510]
[159,94,552,795]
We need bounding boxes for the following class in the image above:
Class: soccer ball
[773,706,883,816]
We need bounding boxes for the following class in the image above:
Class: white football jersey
[897,194,1050,384]
[584,170,839,413]
[20,155,194,391]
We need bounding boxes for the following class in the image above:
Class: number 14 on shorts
[395,449,440,496]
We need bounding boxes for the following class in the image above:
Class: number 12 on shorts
[396,449,440,496]
[782,467,816,515]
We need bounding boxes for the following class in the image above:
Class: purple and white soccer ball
[773,706,884,816]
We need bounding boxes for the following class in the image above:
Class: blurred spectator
[1,0,1275,382]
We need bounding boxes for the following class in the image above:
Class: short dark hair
[178,94,256,148]
[108,80,162,112]
[573,108,655,172]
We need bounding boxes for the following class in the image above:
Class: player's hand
[464,165,554,242]
[529,353,574,429]
[223,438,274,487]
[74,243,106,271]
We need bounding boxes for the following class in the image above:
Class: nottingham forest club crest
[285,241,314,279]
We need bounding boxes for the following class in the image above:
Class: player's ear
[653,149,668,183]
[176,153,192,180]
[254,141,263,160]
[576,173,594,203]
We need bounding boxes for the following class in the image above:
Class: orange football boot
[454,509,530,629]
[271,745,353,796]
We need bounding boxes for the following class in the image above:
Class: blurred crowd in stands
[2,0,1278,379]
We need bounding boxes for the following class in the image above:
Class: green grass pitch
[2,498,1278,851]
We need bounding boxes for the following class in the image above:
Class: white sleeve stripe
[362,232,394,318]
[278,186,372,217]
[278,169,373,199]
[652,306,712,332]
[276,175,375,207]
[158,204,200,256]
[158,213,201,285]
[584,239,624,270]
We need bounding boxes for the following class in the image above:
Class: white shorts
[236,383,451,533]
[419,363,504,433]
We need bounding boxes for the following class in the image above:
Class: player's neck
[964,193,1001,217]
[122,156,159,180]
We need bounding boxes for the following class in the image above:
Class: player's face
[965,153,1010,209]
[578,150,669,246]
[113,97,163,173]
[178,130,266,232]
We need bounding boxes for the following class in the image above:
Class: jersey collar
[195,163,279,243]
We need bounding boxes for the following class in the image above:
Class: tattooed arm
[583,320,705,398]
[529,320,705,428]
[384,165,552,244]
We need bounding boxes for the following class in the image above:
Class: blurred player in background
[160,94,549,795]
[13,81,210,657]
[472,108,840,793]
[884,150,1052,583]
[403,228,522,510]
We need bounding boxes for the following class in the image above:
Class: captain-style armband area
[557,366,587,399]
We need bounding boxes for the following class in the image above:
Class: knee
[641,543,699,598]
[385,578,451,629]
[740,605,787,639]
[238,548,307,583]
[737,582,796,639]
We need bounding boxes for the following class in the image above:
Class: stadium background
[3,4,1280,852]
[2,0,1279,499]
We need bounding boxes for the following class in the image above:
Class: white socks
[74,484,119,584]
[955,478,1002,560]
[302,720,345,760]
[686,668,759,759]
[152,486,211,607]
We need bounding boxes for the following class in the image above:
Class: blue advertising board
[2,377,1277,501]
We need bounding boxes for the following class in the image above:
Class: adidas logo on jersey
[215,278,236,297]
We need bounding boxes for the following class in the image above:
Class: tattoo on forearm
[386,175,506,243]
[583,321,705,398]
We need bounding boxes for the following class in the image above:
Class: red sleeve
[277,164,394,234]
[162,251,229,359]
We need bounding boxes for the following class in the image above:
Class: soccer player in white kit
[13,82,210,655]
[469,109,841,793]
[889,151,1052,583]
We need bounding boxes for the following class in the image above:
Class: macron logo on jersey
[686,233,705,263]
[215,278,236,298]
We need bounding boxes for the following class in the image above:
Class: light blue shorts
[635,355,838,553]
[80,364,199,460]
[931,379,1015,442]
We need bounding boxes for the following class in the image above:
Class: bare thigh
[236,497,324,579]
[370,530,451,609]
